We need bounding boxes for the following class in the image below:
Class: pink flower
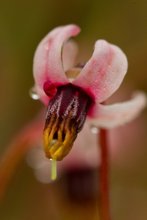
[33,24,146,161]
[0,25,146,197]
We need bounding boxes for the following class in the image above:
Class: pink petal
[33,24,80,105]
[88,92,147,128]
[73,40,128,102]
[62,40,78,72]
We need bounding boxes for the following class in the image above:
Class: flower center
[43,83,92,161]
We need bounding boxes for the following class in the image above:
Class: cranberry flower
[33,24,146,161]
[0,25,146,219]
[33,25,146,160]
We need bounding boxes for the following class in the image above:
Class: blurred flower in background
[0,0,147,220]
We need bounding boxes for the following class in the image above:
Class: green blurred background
[0,0,147,219]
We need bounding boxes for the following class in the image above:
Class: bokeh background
[0,0,147,219]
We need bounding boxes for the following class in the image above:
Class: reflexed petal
[33,24,80,105]
[62,40,78,72]
[73,40,128,102]
[88,92,147,128]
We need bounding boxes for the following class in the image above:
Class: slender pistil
[50,159,57,180]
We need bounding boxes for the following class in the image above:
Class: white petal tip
[88,91,147,129]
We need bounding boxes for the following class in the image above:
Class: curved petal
[33,24,80,105]
[62,40,78,72]
[88,92,147,128]
[73,40,128,103]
